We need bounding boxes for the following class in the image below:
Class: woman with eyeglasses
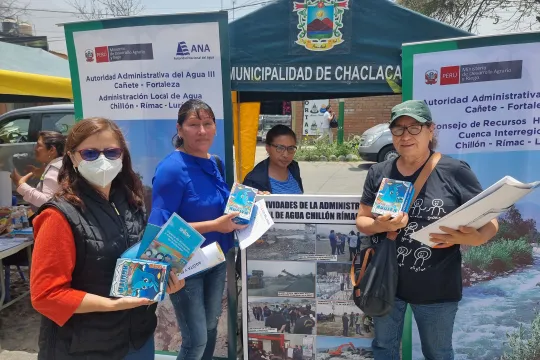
[356,100,498,360]
[243,124,304,195]
[30,118,184,360]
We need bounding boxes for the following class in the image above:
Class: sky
[14,0,530,54]
[18,0,269,53]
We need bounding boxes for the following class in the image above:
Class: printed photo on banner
[302,99,330,136]
[246,223,317,261]
[316,336,373,360]
[247,334,316,360]
[316,300,374,339]
[247,260,316,298]
[316,263,353,301]
[248,297,316,335]
[315,224,361,262]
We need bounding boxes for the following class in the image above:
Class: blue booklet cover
[224,183,257,225]
[372,178,415,217]
[139,213,205,272]
[110,258,170,301]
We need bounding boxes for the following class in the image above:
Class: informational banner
[403,33,540,360]
[303,99,329,136]
[64,12,233,359]
[242,195,376,360]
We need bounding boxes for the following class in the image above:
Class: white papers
[236,199,274,250]
[411,176,540,247]
[177,242,225,280]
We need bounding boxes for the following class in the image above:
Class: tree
[0,0,28,20]
[66,0,143,20]
[495,205,540,243]
[396,0,540,33]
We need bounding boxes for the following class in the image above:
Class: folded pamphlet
[236,199,274,250]
[177,242,226,280]
[410,176,540,247]
[372,178,415,218]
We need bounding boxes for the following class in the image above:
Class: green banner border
[400,30,540,360]
[63,12,236,360]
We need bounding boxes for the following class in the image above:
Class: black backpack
[351,152,441,317]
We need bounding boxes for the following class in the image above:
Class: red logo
[95,46,109,63]
[440,66,460,85]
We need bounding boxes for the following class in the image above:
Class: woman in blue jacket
[243,124,303,194]
[149,99,246,360]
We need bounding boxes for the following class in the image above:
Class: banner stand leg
[402,305,413,360]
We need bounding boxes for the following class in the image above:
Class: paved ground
[0,145,372,360]
[253,144,371,195]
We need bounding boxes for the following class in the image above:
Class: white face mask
[76,154,123,188]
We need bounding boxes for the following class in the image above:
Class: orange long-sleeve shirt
[30,208,87,326]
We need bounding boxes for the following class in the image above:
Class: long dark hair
[173,99,216,148]
[56,118,143,208]
[39,131,66,157]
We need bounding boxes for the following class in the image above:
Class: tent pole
[337,98,345,144]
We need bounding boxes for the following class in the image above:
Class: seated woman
[243,125,303,194]
[11,131,66,209]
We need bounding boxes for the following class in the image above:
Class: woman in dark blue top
[149,99,246,360]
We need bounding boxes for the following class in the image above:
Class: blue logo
[176,41,190,56]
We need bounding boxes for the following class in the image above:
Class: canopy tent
[228,0,471,179]
[0,41,73,103]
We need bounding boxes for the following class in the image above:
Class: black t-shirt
[360,154,483,304]
[265,314,287,331]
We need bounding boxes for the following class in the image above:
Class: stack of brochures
[371,178,415,217]
[110,213,225,301]
[411,176,540,247]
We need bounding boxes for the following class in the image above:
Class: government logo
[293,0,349,52]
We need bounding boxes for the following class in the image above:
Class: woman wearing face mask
[30,118,184,360]
[11,131,66,209]
[243,124,303,195]
[150,99,246,360]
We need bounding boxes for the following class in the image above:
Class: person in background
[11,131,66,209]
[30,118,184,360]
[318,105,334,143]
[356,100,498,360]
[243,124,303,195]
[150,99,246,360]
[348,230,359,261]
[329,230,337,255]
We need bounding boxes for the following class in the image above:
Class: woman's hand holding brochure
[374,212,410,235]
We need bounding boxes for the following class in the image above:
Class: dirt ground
[247,228,316,261]
[0,267,229,358]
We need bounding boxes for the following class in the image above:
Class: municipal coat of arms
[293,0,349,51]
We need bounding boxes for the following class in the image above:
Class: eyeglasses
[271,144,297,154]
[77,148,123,161]
[390,124,424,136]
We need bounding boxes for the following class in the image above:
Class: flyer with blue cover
[139,213,206,272]
[110,258,170,301]
[372,178,415,217]
[224,183,258,225]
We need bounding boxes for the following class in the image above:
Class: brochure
[411,176,540,247]
[224,183,258,225]
[371,178,415,217]
[177,242,226,280]
[110,258,170,301]
[236,199,274,250]
[139,213,206,272]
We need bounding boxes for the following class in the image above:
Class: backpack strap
[387,152,442,240]
[212,154,225,178]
